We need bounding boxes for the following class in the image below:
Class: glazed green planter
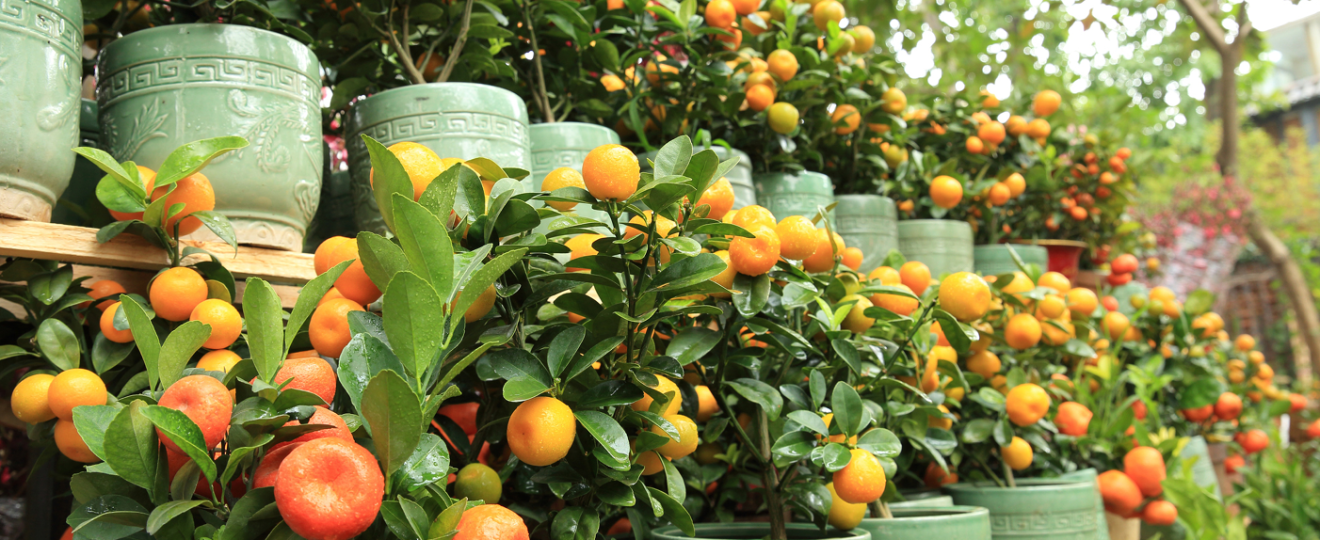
[53,100,106,226]
[304,169,357,251]
[947,477,1107,540]
[98,24,322,251]
[897,220,974,278]
[1182,436,1221,498]
[753,171,834,223]
[346,83,531,234]
[974,244,1049,277]
[0,0,82,222]
[890,490,953,509]
[859,506,991,540]
[835,195,898,272]
[530,122,617,227]
[652,523,870,540]
[714,147,756,210]
[1058,468,1110,540]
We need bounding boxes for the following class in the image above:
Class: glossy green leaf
[547,326,586,378]
[153,136,248,188]
[243,278,285,383]
[575,411,628,464]
[857,428,902,458]
[450,248,527,333]
[363,135,413,232]
[731,273,770,316]
[103,401,159,490]
[141,405,217,482]
[830,382,865,437]
[362,370,423,479]
[118,295,160,389]
[393,433,450,493]
[727,378,782,421]
[338,333,408,414]
[648,253,726,293]
[787,410,829,437]
[358,231,410,291]
[393,195,456,300]
[286,260,351,351]
[383,271,444,380]
[91,333,135,374]
[36,318,80,371]
[157,321,211,390]
[146,500,207,534]
[72,404,121,462]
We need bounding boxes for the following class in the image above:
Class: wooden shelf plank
[0,219,315,285]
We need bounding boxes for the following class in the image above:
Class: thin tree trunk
[1245,211,1320,381]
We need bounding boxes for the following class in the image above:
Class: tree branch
[522,0,555,122]
[1233,2,1252,53]
[437,0,475,83]
[1177,0,1229,54]
[382,0,427,85]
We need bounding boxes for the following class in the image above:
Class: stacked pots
[530,122,618,227]
[973,244,1050,277]
[754,171,834,223]
[346,83,530,235]
[835,195,898,272]
[898,220,974,278]
[0,0,82,222]
[947,475,1108,540]
[97,24,323,250]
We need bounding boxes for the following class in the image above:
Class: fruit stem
[1002,458,1017,488]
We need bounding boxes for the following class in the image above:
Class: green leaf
[153,136,248,189]
[731,273,770,316]
[856,428,902,458]
[157,321,212,390]
[37,318,80,371]
[578,380,644,408]
[364,135,415,232]
[482,348,554,388]
[727,378,782,421]
[91,333,136,374]
[648,488,695,536]
[652,136,692,178]
[338,333,408,414]
[547,326,586,378]
[31,265,73,305]
[103,401,159,491]
[69,494,148,538]
[146,500,207,534]
[1178,378,1226,410]
[1183,289,1216,315]
[814,443,852,472]
[787,410,829,437]
[393,196,456,301]
[831,338,862,374]
[286,260,351,351]
[383,272,445,380]
[649,253,727,293]
[243,278,285,383]
[73,147,136,193]
[666,328,720,366]
[190,211,238,250]
[450,248,527,333]
[72,404,121,462]
[217,488,277,540]
[358,231,410,291]
[563,336,625,382]
[393,433,450,493]
[141,406,218,483]
[961,418,995,444]
[118,295,160,389]
[932,310,973,354]
[553,507,601,540]
[575,411,627,464]
[70,472,147,506]
[503,377,550,402]
[362,370,423,479]
[830,382,865,437]
[418,163,461,223]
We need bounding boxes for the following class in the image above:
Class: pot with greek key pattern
[947,475,1109,540]
[859,506,991,540]
[753,171,834,224]
[97,24,323,251]
[54,99,107,226]
[346,82,531,235]
[973,244,1049,277]
[835,194,897,272]
[530,122,617,229]
[0,0,82,222]
[897,220,974,279]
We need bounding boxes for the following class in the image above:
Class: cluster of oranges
[93,266,244,353]
[108,165,216,237]
[1097,447,1178,526]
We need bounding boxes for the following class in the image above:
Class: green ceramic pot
[890,490,953,509]
[97,24,322,251]
[858,506,991,540]
[346,82,531,234]
[714,147,755,210]
[1058,468,1110,540]
[973,244,1049,277]
[753,171,834,223]
[0,0,82,222]
[652,523,870,540]
[897,220,974,278]
[947,477,1107,540]
[1182,436,1221,498]
[53,100,108,226]
[835,195,897,272]
[304,169,357,251]
[530,122,617,227]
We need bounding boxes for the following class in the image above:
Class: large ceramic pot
[753,171,834,223]
[346,82,530,234]
[890,489,953,509]
[897,220,973,278]
[859,506,991,540]
[652,523,870,540]
[835,195,898,272]
[98,24,322,251]
[715,147,756,210]
[947,477,1107,540]
[1017,239,1088,280]
[53,100,105,226]
[974,244,1049,277]
[304,169,357,251]
[0,0,82,222]
[530,122,617,227]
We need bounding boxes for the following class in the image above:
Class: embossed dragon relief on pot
[101,97,168,160]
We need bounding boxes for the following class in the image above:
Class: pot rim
[944,477,1095,494]
[100,23,317,73]
[650,522,869,540]
[862,505,989,522]
[1011,238,1088,248]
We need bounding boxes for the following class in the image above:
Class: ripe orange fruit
[746,84,776,112]
[868,265,900,284]
[582,144,640,201]
[988,182,1011,206]
[637,448,668,475]
[938,272,990,322]
[189,299,242,350]
[826,482,867,530]
[99,301,134,343]
[978,121,1006,146]
[871,283,917,316]
[1001,436,1032,470]
[1037,271,1070,293]
[1026,118,1051,140]
[1142,500,1177,526]
[711,250,737,298]
[965,136,984,155]
[695,385,720,422]
[767,49,799,81]
[1102,311,1129,341]
[314,237,352,275]
[705,0,736,27]
[55,419,100,463]
[1055,401,1093,436]
[197,350,242,376]
[833,449,886,504]
[848,25,875,52]
[1065,287,1098,318]
[309,298,364,358]
[371,142,443,201]
[1033,89,1062,117]
[1098,470,1143,516]
[1238,428,1269,454]
[318,287,346,306]
[565,233,603,272]
[252,441,302,489]
[729,0,758,15]
[275,438,384,540]
[776,216,818,260]
[1235,334,1256,351]
[715,27,742,49]
[652,414,699,458]
[644,54,680,85]
[767,102,800,134]
[1005,383,1049,426]
[273,357,338,405]
[1181,404,1213,422]
[841,294,875,334]
[930,175,963,209]
[832,104,860,135]
[150,267,208,322]
[1003,172,1026,197]
[802,230,845,273]
[729,224,781,276]
[695,177,736,220]
[454,505,529,540]
[277,406,352,451]
[1124,446,1166,497]
[1037,294,1066,319]
[600,73,625,91]
[899,261,931,296]
[840,247,863,271]
[152,173,214,236]
[923,462,957,490]
[541,168,586,212]
[965,350,1001,379]
[439,402,480,435]
[1004,313,1042,350]
[507,396,576,466]
[47,369,107,422]
[82,280,126,311]
[324,239,382,306]
[732,204,775,229]
[812,0,844,30]
[157,375,232,452]
[12,373,57,424]
[880,87,907,114]
[108,165,157,221]
[632,376,682,416]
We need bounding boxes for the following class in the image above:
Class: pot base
[0,187,53,222]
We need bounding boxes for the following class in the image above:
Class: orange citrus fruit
[1037,271,1070,293]
[507,396,576,466]
[965,350,1001,379]
[157,374,232,452]
[832,449,886,504]
[776,216,817,260]
[711,250,736,298]
[695,177,736,220]
[729,224,781,276]
[582,145,639,201]
[453,505,529,540]
[189,299,242,350]
[632,376,682,416]
[309,298,364,358]
[1033,89,1061,117]
[1097,470,1143,517]
[802,230,845,273]
[1055,401,1093,436]
[1005,383,1049,426]
[47,369,107,422]
[1065,287,1098,318]
[314,237,351,275]
[732,204,776,229]
[325,239,382,306]
[108,165,157,221]
[1124,446,1166,497]
[1001,436,1032,470]
[372,142,443,200]
[1004,313,1042,350]
[938,272,990,322]
[899,261,931,296]
[275,438,385,540]
[832,104,861,135]
[871,283,917,316]
[152,173,214,236]
[695,385,719,422]
[840,247,863,271]
[652,414,699,458]
[565,233,602,272]
[99,301,134,343]
[11,373,56,424]
[541,167,587,211]
[767,49,798,81]
[704,0,736,28]
[82,280,126,311]
[868,266,900,284]
[273,357,338,405]
[55,419,101,463]
[150,266,208,322]
[930,176,963,209]
[768,102,799,134]
[746,84,776,112]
